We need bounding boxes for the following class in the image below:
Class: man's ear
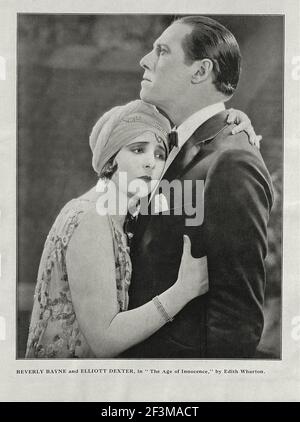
[191,59,214,84]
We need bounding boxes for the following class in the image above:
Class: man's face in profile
[139,22,194,112]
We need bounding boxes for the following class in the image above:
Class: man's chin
[140,88,154,104]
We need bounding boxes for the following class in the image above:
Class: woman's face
[112,131,167,198]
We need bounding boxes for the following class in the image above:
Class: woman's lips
[138,176,152,182]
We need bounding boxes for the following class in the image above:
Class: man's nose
[140,51,153,70]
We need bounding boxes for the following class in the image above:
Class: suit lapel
[154,110,229,189]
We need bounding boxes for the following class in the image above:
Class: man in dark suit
[123,16,274,358]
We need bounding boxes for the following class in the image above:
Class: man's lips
[142,77,151,82]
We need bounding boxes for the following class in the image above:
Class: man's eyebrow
[153,41,170,50]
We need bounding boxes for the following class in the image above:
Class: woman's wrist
[157,282,191,322]
[152,296,174,323]
[173,278,195,304]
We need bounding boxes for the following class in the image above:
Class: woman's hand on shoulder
[227,108,262,148]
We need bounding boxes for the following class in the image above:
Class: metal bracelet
[152,295,174,323]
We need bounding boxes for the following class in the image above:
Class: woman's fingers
[240,126,262,147]
[253,134,262,148]
[227,109,262,148]
[183,236,208,279]
[231,119,250,134]
[227,109,251,133]
[235,123,255,144]
[226,108,237,124]
[182,234,192,256]
[227,109,250,125]
[179,236,209,297]
[195,256,209,294]
[231,120,262,149]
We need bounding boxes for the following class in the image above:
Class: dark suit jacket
[122,111,274,358]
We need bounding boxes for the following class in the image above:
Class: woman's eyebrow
[127,141,148,148]
[156,144,166,151]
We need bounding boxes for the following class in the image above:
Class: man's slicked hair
[177,15,241,97]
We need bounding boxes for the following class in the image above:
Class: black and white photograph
[0,0,299,403]
[17,13,283,360]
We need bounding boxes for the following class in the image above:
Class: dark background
[17,14,283,358]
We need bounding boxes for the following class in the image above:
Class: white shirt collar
[176,102,226,148]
